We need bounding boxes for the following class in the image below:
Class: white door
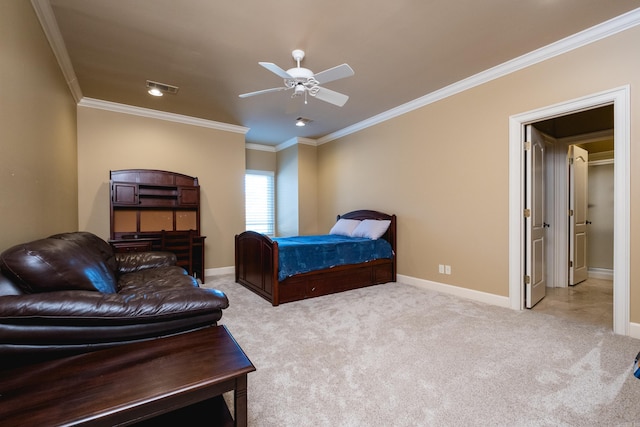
[525,125,546,308]
[569,145,589,285]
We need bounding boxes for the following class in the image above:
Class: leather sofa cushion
[115,251,178,275]
[117,265,190,290]
[0,238,118,294]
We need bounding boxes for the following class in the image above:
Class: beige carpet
[204,275,640,426]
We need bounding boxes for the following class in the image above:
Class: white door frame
[508,86,630,336]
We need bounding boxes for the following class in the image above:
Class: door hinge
[569,157,574,165]
[523,209,531,218]
[524,141,531,151]
[569,260,573,268]
[524,275,531,284]
[568,209,574,216]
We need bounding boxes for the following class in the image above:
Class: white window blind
[245,170,275,236]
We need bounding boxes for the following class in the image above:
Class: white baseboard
[397,274,511,308]
[204,266,234,277]
[629,322,640,340]
[588,268,614,280]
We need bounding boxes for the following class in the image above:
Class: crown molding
[276,137,299,152]
[246,143,275,152]
[247,137,318,153]
[78,98,249,134]
[272,137,318,152]
[31,0,83,102]
[317,7,640,145]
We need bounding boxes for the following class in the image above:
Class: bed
[235,210,397,306]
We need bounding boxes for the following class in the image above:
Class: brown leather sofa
[0,231,228,366]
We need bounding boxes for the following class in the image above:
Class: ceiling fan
[239,49,354,107]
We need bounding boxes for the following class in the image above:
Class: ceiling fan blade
[239,87,288,98]
[313,64,354,85]
[312,86,349,107]
[259,62,293,79]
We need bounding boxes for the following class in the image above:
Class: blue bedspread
[272,234,393,281]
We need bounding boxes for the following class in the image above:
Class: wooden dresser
[109,169,206,280]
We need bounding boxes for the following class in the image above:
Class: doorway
[533,108,614,291]
[508,86,630,336]
[531,113,614,328]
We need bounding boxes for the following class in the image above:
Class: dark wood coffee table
[0,325,255,426]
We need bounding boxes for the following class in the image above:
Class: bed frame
[235,210,397,306]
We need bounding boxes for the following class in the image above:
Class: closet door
[568,145,589,285]
[524,125,546,308]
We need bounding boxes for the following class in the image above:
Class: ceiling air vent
[146,80,179,95]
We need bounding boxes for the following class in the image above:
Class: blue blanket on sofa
[272,234,393,281]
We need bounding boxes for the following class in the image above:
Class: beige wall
[318,25,640,321]
[0,1,78,250]
[276,145,298,236]
[272,143,319,236]
[77,107,245,269]
[298,144,319,235]
[246,148,276,171]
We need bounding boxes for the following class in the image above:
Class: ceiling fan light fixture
[294,84,306,95]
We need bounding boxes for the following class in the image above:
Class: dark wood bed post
[271,241,280,305]
[387,214,397,281]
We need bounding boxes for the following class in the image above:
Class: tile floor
[532,278,613,329]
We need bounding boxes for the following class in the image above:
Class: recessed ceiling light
[296,117,311,127]
[146,80,179,97]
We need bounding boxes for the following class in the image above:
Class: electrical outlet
[445,265,451,275]
[439,264,445,274]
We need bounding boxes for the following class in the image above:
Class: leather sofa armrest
[115,251,177,275]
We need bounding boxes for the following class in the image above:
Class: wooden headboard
[336,209,397,254]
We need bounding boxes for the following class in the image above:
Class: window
[245,170,275,235]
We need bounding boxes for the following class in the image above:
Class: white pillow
[329,218,362,236]
[351,219,391,240]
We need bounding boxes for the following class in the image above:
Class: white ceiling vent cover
[146,80,179,94]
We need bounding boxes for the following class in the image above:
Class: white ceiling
[40,0,640,146]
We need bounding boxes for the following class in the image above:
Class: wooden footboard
[235,210,397,306]
[235,231,279,304]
